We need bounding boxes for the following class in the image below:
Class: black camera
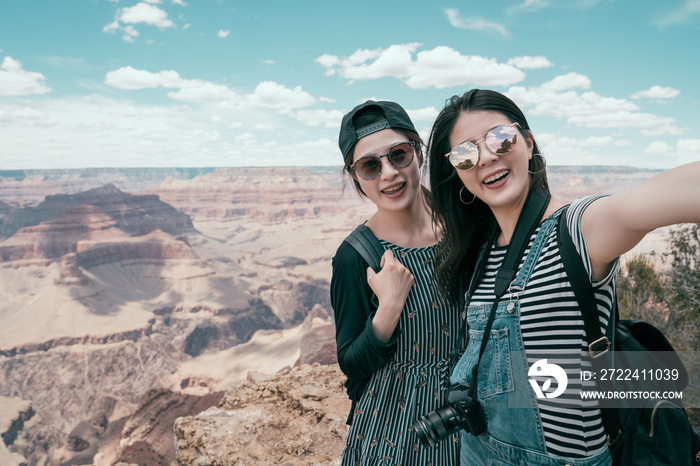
[412,387,487,447]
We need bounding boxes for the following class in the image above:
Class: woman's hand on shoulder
[367,249,415,309]
[367,249,415,342]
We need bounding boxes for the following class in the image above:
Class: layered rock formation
[0,183,193,244]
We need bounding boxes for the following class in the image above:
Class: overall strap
[466,187,551,400]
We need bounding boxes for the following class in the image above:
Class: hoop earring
[459,186,475,205]
[528,153,547,175]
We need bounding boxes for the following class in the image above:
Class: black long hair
[427,89,549,305]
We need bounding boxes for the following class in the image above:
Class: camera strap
[464,186,551,401]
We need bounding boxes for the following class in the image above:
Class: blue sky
[0,0,698,170]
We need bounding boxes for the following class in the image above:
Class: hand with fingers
[367,249,415,343]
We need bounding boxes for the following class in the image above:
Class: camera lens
[412,404,462,447]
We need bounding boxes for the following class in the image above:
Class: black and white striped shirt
[469,196,617,458]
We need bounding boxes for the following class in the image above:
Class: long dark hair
[427,89,549,305]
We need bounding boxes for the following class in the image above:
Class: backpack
[557,207,700,465]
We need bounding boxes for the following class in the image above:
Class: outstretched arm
[581,161,700,281]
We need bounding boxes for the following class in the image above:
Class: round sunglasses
[350,141,416,181]
[445,123,521,171]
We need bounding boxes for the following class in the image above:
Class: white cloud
[641,123,687,137]
[103,20,120,33]
[509,0,601,12]
[315,54,340,74]
[235,132,256,144]
[0,94,344,169]
[172,0,187,5]
[118,2,174,27]
[105,66,183,89]
[507,56,554,69]
[316,43,525,89]
[261,59,278,65]
[630,85,680,100]
[191,128,221,142]
[104,66,316,114]
[122,25,140,42]
[406,106,439,123]
[168,81,238,101]
[644,139,700,166]
[507,73,674,129]
[645,141,673,155]
[319,96,335,103]
[0,56,52,96]
[289,109,344,128]
[677,139,700,154]
[445,8,510,37]
[516,0,548,9]
[218,30,230,38]
[254,123,274,131]
[103,2,175,42]
[653,0,700,26]
[245,81,316,113]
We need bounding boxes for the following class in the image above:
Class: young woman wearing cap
[427,88,700,465]
[331,100,461,465]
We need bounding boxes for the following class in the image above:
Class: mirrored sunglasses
[446,123,521,171]
[350,141,416,181]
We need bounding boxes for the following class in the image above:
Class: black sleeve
[330,240,398,383]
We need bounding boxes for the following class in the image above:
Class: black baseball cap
[338,100,417,160]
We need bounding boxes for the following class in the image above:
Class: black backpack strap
[343,224,384,273]
[557,206,621,438]
[557,208,611,357]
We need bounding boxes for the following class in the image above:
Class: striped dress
[468,196,617,458]
[341,240,461,466]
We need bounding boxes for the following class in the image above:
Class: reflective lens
[351,141,416,180]
[446,123,520,171]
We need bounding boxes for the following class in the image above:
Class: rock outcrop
[174,363,350,466]
[0,396,34,466]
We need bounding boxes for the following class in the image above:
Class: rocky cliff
[174,363,350,466]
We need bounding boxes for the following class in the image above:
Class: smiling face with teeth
[449,110,534,216]
[352,128,423,214]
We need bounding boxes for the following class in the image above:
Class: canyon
[0,165,666,465]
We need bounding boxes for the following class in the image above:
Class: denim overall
[450,214,612,466]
